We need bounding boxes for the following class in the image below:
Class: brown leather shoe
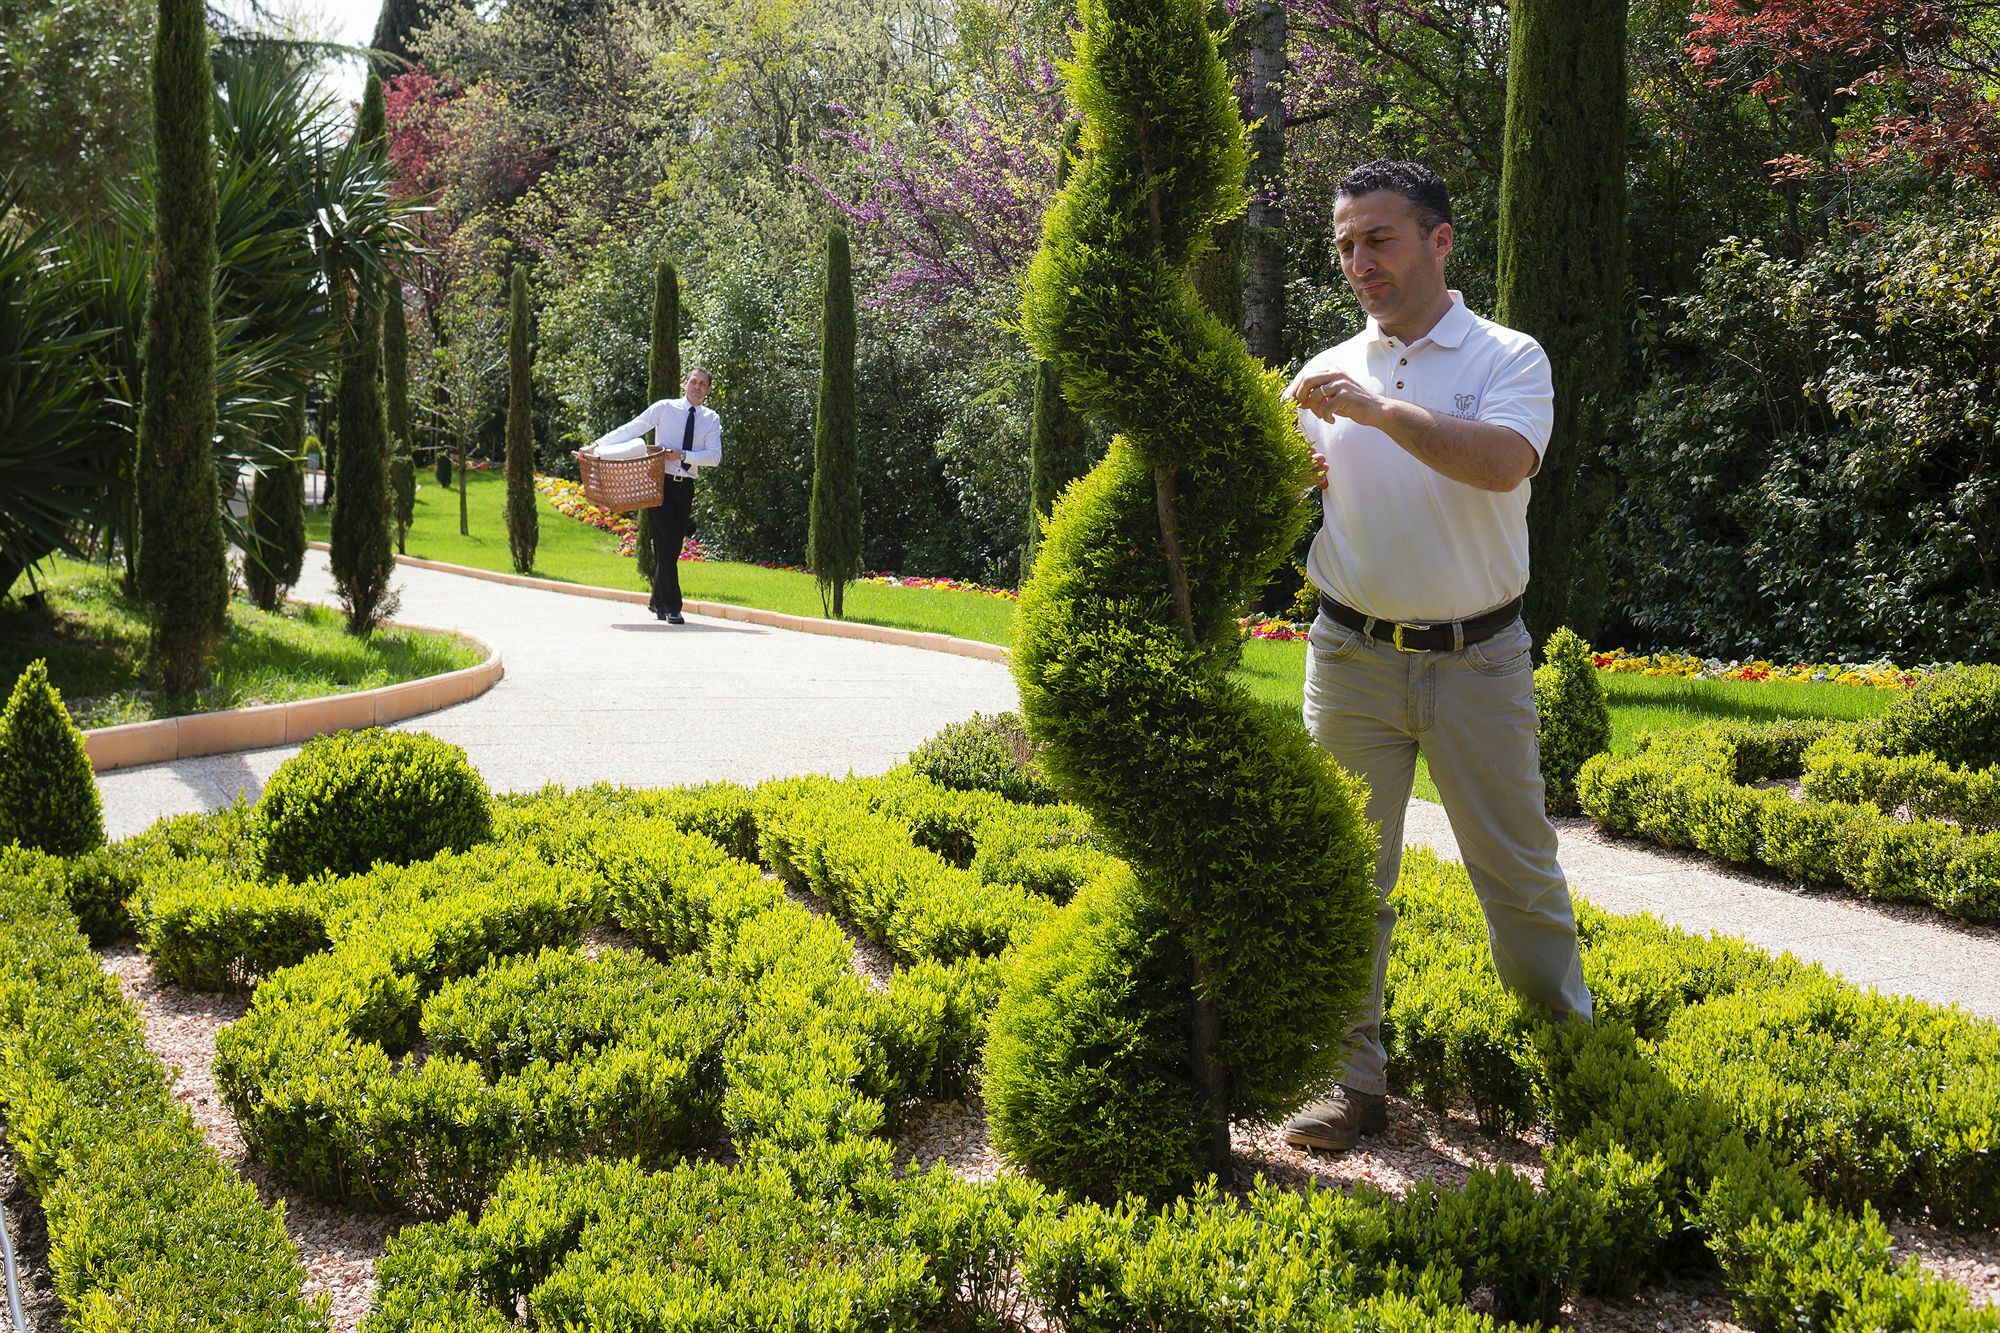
[1280,1086,1388,1153]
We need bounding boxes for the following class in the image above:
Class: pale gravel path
[1402,801,2000,1021]
[93,549,1020,840]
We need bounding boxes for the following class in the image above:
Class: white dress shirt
[588,397,723,479]
[1285,292,1555,624]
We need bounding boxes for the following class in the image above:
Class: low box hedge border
[0,845,327,1331]
[1578,719,2000,923]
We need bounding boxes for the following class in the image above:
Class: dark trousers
[648,476,694,615]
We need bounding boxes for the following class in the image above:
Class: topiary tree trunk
[637,259,680,584]
[987,0,1377,1200]
[329,74,399,635]
[808,226,860,619]
[385,274,416,551]
[245,394,308,611]
[1023,120,1093,582]
[136,0,228,695]
[504,264,537,575]
[0,660,104,857]
[1496,0,1627,649]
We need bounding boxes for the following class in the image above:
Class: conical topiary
[245,394,308,611]
[1534,626,1611,816]
[987,0,1377,1202]
[0,660,105,857]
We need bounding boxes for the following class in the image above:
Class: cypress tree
[385,278,416,551]
[1023,119,1094,581]
[807,226,860,619]
[0,661,105,858]
[504,264,537,574]
[328,74,399,635]
[370,0,427,66]
[1495,0,1627,647]
[988,0,1375,1199]
[637,259,680,583]
[137,0,228,695]
[245,394,308,611]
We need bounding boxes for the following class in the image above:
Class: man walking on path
[588,368,723,623]
[1279,160,1593,1153]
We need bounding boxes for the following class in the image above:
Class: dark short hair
[1335,160,1453,234]
[685,365,712,383]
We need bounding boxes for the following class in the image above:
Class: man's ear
[1431,222,1455,265]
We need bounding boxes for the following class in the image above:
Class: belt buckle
[1392,623,1428,653]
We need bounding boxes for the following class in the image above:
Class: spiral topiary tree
[808,226,860,619]
[637,260,680,584]
[504,264,537,575]
[987,0,1378,1201]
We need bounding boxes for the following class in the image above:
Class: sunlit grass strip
[2,559,485,729]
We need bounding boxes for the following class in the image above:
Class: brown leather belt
[1318,593,1524,653]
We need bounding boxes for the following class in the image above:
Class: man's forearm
[1371,399,1536,492]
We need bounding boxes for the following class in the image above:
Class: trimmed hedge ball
[1535,626,1612,817]
[257,728,493,879]
[908,711,1057,805]
[1866,662,2000,771]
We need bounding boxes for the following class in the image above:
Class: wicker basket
[575,446,669,511]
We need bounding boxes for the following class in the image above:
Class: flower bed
[1592,647,1935,689]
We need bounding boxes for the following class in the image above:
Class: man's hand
[1311,451,1328,491]
[662,448,684,461]
[1289,371,1387,429]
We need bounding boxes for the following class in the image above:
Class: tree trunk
[1242,0,1286,366]
[1495,0,1626,647]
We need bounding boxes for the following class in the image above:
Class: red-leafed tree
[1688,0,2000,184]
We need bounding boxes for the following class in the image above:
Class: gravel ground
[98,943,411,1332]
[55,923,1995,1333]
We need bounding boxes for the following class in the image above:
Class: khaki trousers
[1302,609,1593,1097]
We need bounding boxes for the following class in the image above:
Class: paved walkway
[94,550,1019,838]
[92,554,1999,1021]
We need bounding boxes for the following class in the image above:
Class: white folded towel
[585,439,656,461]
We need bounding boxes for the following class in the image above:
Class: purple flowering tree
[805,52,1069,309]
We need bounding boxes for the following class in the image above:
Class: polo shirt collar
[1367,289,1473,350]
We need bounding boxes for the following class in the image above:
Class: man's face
[685,371,712,406]
[1332,190,1452,329]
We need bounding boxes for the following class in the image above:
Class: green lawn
[367,469,1895,803]
[2,557,485,729]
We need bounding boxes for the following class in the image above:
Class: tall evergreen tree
[504,264,538,574]
[385,277,416,551]
[1495,0,1627,646]
[637,259,680,583]
[328,74,399,634]
[136,0,228,694]
[370,0,427,67]
[1241,0,1287,365]
[808,226,860,618]
[1024,120,1094,581]
[245,394,308,611]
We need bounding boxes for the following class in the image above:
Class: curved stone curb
[82,626,503,774]
[305,541,1012,667]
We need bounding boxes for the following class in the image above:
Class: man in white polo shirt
[1278,160,1593,1153]
[587,367,723,624]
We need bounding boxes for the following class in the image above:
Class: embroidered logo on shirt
[1451,393,1477,419]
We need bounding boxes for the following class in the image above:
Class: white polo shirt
[1286,293,1554,624]
[588,397,723,479]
